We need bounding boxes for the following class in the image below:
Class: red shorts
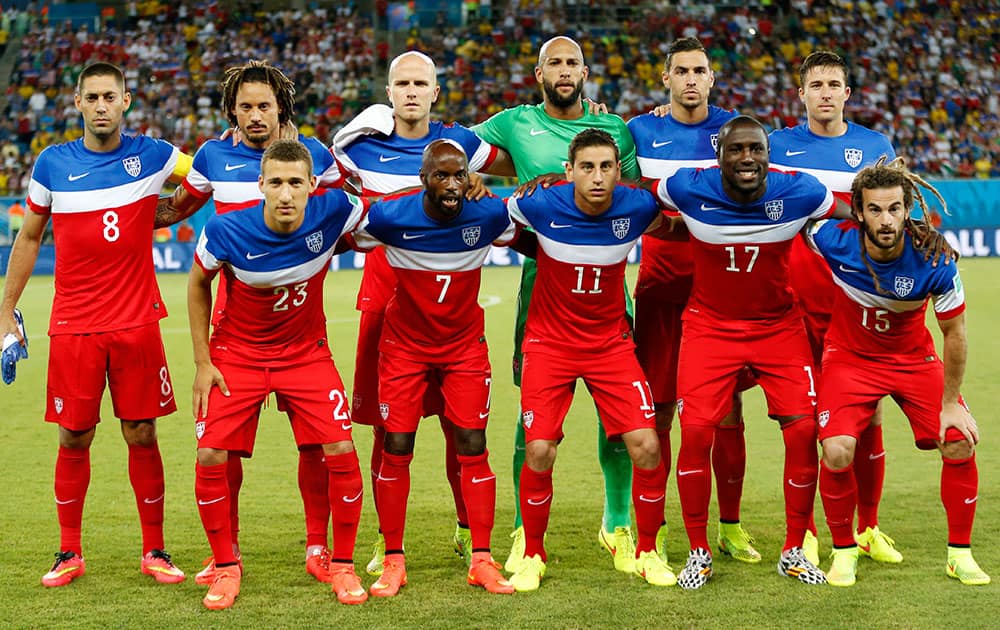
[676,317,817,427]
[520,347,655,442]
[817,348,964,450]
[196,356,353,457]
[46,323,176,430]
[378,349,491,433]
[633,296,685,406]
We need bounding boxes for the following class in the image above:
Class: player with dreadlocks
[806,156,989,587]
[158,59,352,588]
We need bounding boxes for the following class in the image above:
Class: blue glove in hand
[2,308,28,385]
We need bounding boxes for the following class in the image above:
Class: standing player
[812,157,989,587]
[188,140,368,609]
[770,50,899,566]
[159,60,341,584]
[474,35,646,574]
[508,129,674,591]
[0,62,187,587]
[627,37,758,564]
[348,140,516,597]
[659,116,847,590]
[330,50,512,575]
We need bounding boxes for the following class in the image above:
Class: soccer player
[812,157,989,587]
[770,50,900,566]
[659,116,848,590]
[627,37,758,564]
[159,59,341,584]
[474,35,646,575]
[508,128,674,591]
[347,139,517,597]
[329,50,512,575]
[0,62,187,587]
[188,139,368,609]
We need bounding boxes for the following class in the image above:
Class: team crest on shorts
[817,410,830,428]
[893,275,915,298]
[844,148,863,169]
[195,421,205,440]
[676,398,683,417]
[379,403,390,420]
[122,155,142,177]
[522,410,534,429]
[352,392,362,408]
[710,133,719,152]
[462,226,481,247]
[53,397,63,414]
[305,230,324,254]
[764,200,784,221]
[612,217,630,240]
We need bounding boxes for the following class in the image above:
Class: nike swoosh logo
[479,411,490,419]
[205,593,225,602]
[379,155,400,162]
[652,140,673,148]
[638,494,664,503]
[838,264,861,273]
[55,497,79,505]
[526,494,552,506]
[868,451,886,460]
[341,422,352,430]
[785,150,806,157]
[225,163,247,171]
[964,496,978,504]
[643,411,656,419]
[343,490,363,503]
[727,477,742,484]
[68,172,90,181]
[144,493,165,504]
[787,479,816,488]
[198,496,227,505]
[471,476,496,484]
[699,203,723,211]
[677,469,703,476]
[159,396,174,408]
[376,474,399,482]
[529,128,549,136]
[549,221,573,229]
[246,252,270,260]
[402,233,426,240]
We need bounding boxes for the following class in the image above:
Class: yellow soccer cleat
[855,526,902,564]
[504,526,526,573]
[365,535,385,576]
[717,522,762,564]
[510,554,546,592]
[634,550,677,587]
[827,546,859,587]
[599,526,637,573]
[946,548,991,586]
[803,529,821,567]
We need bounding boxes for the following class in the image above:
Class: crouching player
[188,140,369,609]
[813,157,989,587]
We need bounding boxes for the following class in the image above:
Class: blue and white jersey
[629,106,737,177]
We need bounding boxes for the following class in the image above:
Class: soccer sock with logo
[519,466,553,561]
[55,445,90,555]
[375,451,413,552]
[195,462,237,566]
[632,459,667,554]
[853,422,885,533]
[780,417,819,552]
[511,416,527,528]
[713,422,746,523]
[128,442,165,554]
[598,420,633,531]
[941,454,978,546]
[819,460,858,548]
[440,418,469,526]
[370,426,385,509]
[298,445,330,549]
[458,451,496,551]
[676,423,714,551]
[326,450,363,562]
[226,456,243,545]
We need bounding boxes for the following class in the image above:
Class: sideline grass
[1,262,997,628]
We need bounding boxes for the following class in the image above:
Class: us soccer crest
[710,133,719,152]
[894,275,915,298]
[817,410,830,428]
[122,155,142,177]
[379,403,390,420]
[612,217,630,239]
[522,410,534,429]
[195,421,205,440]
[844,148,863,169]
[764,199,784,221]
[54,397,63,414]
[305,230,324,253]
[462,226,481,247]
[676,399,683,417]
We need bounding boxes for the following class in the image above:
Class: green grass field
[1,262,998,628]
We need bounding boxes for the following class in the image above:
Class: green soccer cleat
[803,529,821,567]
[634,550,677,587]
[717,522,761,564]
[855,526,902,564]
[599,526,637,573]
[827,546,859,587]
[365,535,385,577]
[510,553,546,592]
[504,526,526,573]
[946,548,991,586]
[453,524,472,567]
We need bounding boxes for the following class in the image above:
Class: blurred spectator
[7,199,25,241]
[176,220,195,243]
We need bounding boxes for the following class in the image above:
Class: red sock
[195,462,237,565]
[713,423,746,523]
[853,423,885,532]
[819,460,857,547]
[326,450,363,562]
[298,446,330,549]
[941,455,978,546]
[519,466,552,561]
[375,451,412,552]
[632,460,667,554]
[370,427,385,510]
[676,424,714,551]
[458,451,496,551]
[127,443,165,554]
[54,446,90,555]
[440,419,469,526]
[226,456,243,545]
[780,417,819,552]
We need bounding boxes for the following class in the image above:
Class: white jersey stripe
[637,157,717,179]
[36,171,175,214]
[536,233,635,265]
[384,246,489,272]
[683,213,810,245]
[229,245,337,287]
[770,162,856,192]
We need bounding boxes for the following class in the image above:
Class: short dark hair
[220,60,296,127]
[568,128,620,164]
[798,50,848,87]
[261,139,313,176]
[77,62,125,93]
[665,37,708,72]
[716,115,768,156]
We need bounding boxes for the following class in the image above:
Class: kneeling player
[813,157,989,587]
[188,140,369,609]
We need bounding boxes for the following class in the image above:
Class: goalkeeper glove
[2,308,28,385]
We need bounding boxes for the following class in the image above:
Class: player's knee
[821,436,856,470]
[322,440,355,457]
[384,431,416,456]
[939,439,974,461]
[197,447,228,466]
[453,427,486,456]
[121,419,157,446]
[58,426,96,449]
[525,440,556,471]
